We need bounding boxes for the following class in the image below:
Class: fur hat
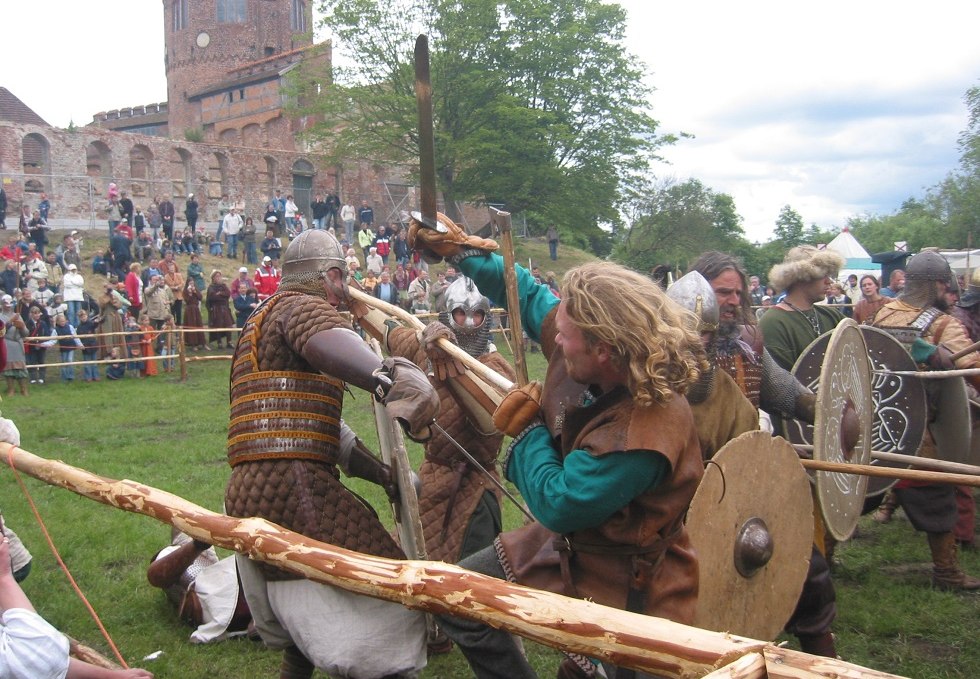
[768,246,845,292]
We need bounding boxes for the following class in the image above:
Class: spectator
[105,346,126,380]
[62,264,85,327]
[56,235,81,272]
[0,296,28,396]
[106,198,123,231]
[133,205,148,235]
[159,252,184,325]
[37,192,51,222]
[27,211,50,256]
[157,314,178,372]
[134,231,154,264]
[253,257,280,301]
[546,224,559,261]
[357,222,374,259]
[0,260,16,296]
[222,208,243,260]
[186,254,206,294]
[0,186,6,230]
[98,280,131,360]
[144,275,174,330]
[823,282,851,317]
[76,308,100,382]
[24,305,54,384]
[185,194,199,234]
[324,191,341,231]
[158,196,176,242]
[148,198,163,242]
[260,229,282,263]
[357,200,374,227]
[853,274,887,324]
[881,269,905,298]
[408,269,430,313]
[241,216,258,265]
[230,267,251,299]
[393,263,410,310]
[311,193,328,230]
[271,189,286,227]
[234,287,259,328]
[373,225,391,265]
[344,247,360,271]
[182,279,207,351]
[284,195,298,234]
[119,192,134,226]
[125,263,144,320]
[109,225,133,281]
[373,271,398,305]
[340,201,356,245]
[361,269,378,293]
[206,271,234,349]
[53,313,83,382]
[393,231,409,268]
[365,247,383,276]
[262,204,279,236]
[46,292,67,322]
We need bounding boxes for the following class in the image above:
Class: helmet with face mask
[280,229,347,298]
[439,276,492,358]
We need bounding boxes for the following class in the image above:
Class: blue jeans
[226,234,238,258]
[82,350,98,380]
[549,240,558,260]
[244,241,257,265]
[66,300,81,327]
[313,217,325,230]
[60,350,75,381]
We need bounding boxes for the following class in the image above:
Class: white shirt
[222,212,243,236]
[0,608,70,679]
[62,271,86,302]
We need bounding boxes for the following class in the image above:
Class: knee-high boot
[928,531,980,591]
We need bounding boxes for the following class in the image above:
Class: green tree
[299,0,666,247]
[612,178,745,272]
[773,205,805,246]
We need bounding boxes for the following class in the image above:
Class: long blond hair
[561,262,705,407]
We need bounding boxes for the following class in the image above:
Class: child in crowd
[53,313,83,382]
[106,346,125,380]
[75,308,101,382]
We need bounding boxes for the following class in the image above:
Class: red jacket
[253,266,281,300]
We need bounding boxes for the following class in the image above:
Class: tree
[299,0,667,246]
[772,205,805,246]
[612,178,745,272]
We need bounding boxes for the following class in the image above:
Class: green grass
[5,238,980,677]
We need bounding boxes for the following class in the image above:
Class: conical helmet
[281,229,346,278]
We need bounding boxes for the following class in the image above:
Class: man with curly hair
[410,214,705,679]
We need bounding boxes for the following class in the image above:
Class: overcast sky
[3,1,978,242]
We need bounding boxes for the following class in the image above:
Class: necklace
[784,300,822,337]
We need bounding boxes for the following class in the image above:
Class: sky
[3,1,979,242]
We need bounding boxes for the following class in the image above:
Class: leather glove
[492,381,544,437]
[928,344,955,371]
[377,357,440,442]
[407,211,498,263]
[794,392,817,425]
[421,321,465,381]
[0,417,20,447]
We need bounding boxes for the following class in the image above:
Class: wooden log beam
[1,446,905,679]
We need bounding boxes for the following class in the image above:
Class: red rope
[5,443,130,669]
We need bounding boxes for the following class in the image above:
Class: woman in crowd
[824,282,852,317]
[125,263,144,321]
[182,278,207,351]
[393,262,411,310]
[97,279,131,359]
[852,274,887,324]
[0,295,28,396]
[205,271,234,349]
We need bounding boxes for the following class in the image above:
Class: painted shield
[811,319,874,541]
[786,326,927,497]
[687,431,813,641]
[927,376,973,465]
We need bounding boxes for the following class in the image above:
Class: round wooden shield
[786,326,927,497]
[927,376,973,465]
[687,431,813,641]
[812,319,873,541]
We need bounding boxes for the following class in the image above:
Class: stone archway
[292,158,315,217]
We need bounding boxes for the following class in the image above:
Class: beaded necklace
[784,300,822,337]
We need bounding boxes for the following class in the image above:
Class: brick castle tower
[162,0,314,138]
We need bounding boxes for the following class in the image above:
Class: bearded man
[410,215,705,679]
[871,250,980,590]
[224,229,439,678]
[690,251,817,433]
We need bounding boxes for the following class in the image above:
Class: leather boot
[797,631,837,658]
[873,491,898,524]
[928,531,980,591]
[280,645,314,679]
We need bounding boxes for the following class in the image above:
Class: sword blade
[429,421,535,523]
[414,35,438,228]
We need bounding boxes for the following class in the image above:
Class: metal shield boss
[686,431,813,641]
[786,325,927,499]
[811,319,874,541]
[927,376,973,465]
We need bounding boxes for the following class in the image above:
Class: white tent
[938,249,980,274]
[824,228,880,281]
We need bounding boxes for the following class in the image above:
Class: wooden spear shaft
[798,457,980,487]
[490,207,528,386]
[348,286,515,393]
[0,446,904,679]
[793,444,980,476]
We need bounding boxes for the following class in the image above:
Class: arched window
[22,133,50,193]
[129,145,154,198]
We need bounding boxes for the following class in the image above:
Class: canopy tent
[938,249,980,274]
[824,228,880,282]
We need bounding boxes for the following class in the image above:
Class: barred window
[172,0,188,31]
[217,0,247,23]
[291,0,307,31]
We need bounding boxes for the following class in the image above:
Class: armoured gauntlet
[374,357,440,442]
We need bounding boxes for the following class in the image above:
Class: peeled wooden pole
[490,207,528,386]
[1,446,904,679]
[798,457,980,487]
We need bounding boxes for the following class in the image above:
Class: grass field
[2,233,978,678]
